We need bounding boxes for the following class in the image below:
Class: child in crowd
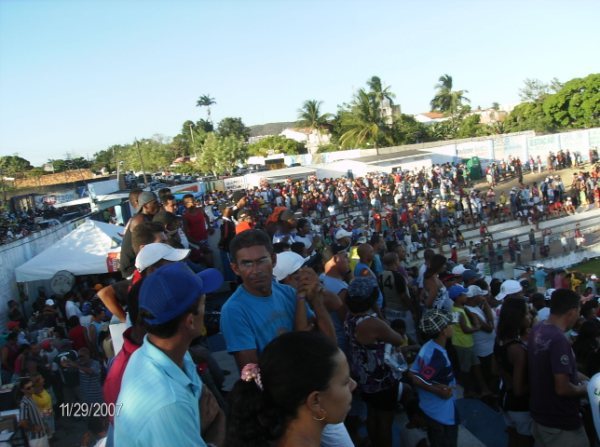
[449,285,491,398]
[409,309,458,447]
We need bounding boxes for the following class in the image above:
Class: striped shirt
[19,396,46,440]
[79,360,104,404]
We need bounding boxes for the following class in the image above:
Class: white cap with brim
[496,279,523,301]
[335,228,353,241]
[135,243,191,272]
[273,251,309,282]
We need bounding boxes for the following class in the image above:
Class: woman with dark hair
[345,276,408,447]
[19,377,49,447]
[423,254,451,310]
[494,297,534,447]
[225,331,355,447]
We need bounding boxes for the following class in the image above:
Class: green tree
[366,76,396,108]
[196,94,216,122]
[503,102,554,133]
[543,73,600,129]
[316,143,339,153]
[247,135,305,157]
[430,74,470,117]
[392,114,429,144]
[0,155,33,176]
[338,89,391,148]
[297,99,332,149]
[518,78,550,103]
[215,135,247,174]
[197,133,219,175]
[217,117,251,140]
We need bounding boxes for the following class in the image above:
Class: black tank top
[494,338,529,411]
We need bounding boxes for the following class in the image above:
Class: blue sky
[1,0,598,166]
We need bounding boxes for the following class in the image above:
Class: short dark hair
[550,288,580,315]
[157,188,172,203]
[229,229,273,262]
[141,296,201,339]
[297,218,309,230]
[131,221,165,254]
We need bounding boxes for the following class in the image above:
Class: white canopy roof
[15,220,122,282]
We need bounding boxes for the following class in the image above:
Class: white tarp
[15,220,123,282]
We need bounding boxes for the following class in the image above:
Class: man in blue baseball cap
[114,262,223,447]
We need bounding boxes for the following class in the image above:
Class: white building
[280,127,332,155]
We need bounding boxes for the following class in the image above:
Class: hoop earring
[312,411,326,422]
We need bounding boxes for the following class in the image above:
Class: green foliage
[196,94,216,122]
[430,74,470,117]
[217,117,251,140]
[297,100,332,131]
[392,114,429,144]
[505,74,599,133]
[455,115,486,139]
[518,78,551,103]
[316,143,339,153]
[338,89,391,148]
[196,133,247,175]
[247,135,305,157]
[0,155,33,176]
[542,74,600,129]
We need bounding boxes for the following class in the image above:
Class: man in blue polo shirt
[114,262,223,447]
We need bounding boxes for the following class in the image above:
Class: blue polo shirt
[114,336,205,447]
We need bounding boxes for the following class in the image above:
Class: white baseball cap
[335,228,353,241]
[496,280,523,301]
[452,265,467,275]
[466,285,487,298]
[273,251,309,282]
[135,243,191,272]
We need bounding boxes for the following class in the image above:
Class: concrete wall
[375,128,599,169]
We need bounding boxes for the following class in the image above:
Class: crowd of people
[2,154,600,447]
[0,205,89,245]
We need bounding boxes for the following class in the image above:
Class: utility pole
[135,139,149,186]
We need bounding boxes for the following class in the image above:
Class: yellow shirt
[32,389,52,414]
[451,306,474,348]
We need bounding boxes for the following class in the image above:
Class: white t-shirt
[466,305,496,357]
[65,300,83,319]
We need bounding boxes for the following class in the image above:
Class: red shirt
[183,209,208,242]
[68,326,88,351]
[103,327,141,423]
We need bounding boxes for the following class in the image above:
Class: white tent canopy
[15,220,122,282]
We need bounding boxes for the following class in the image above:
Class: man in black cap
[120,191,160,277]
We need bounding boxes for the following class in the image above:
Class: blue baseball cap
[139,263,223,325]
[448,285,469,301]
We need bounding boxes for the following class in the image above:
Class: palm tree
[297,100,332,149]
[430,74,470,117]
[339,89,392,148]
[367,76,396,125]
[196,94,216,122]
